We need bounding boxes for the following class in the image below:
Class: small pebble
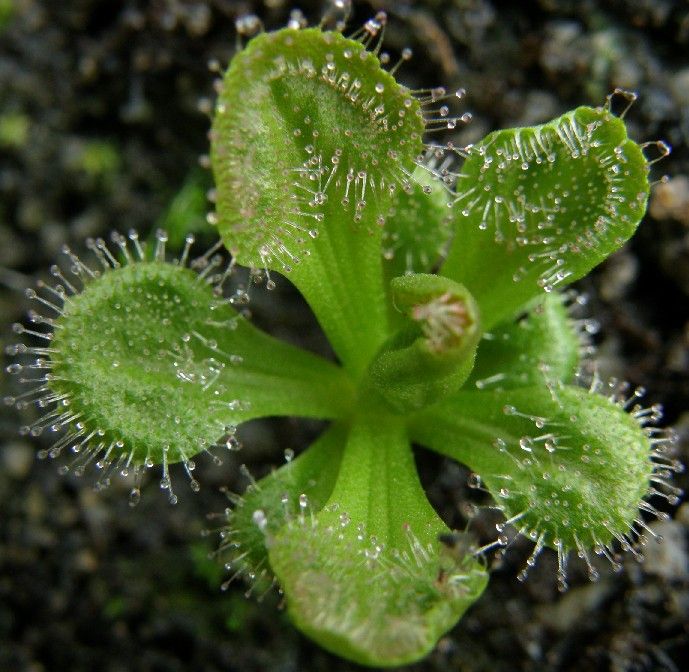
[650,175,689,226]
[642,519,689,581]
[2,442,34,480]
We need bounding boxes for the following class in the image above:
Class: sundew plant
[6,7,682,668]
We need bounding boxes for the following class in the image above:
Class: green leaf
[442,106,650,330]
[268,414,488,667]
[382,168,453,282]
[211,27,426,374]
[220,423,347,592]
[411,385,654,561]
[367,274,481,412]
[156,169,212,249]
[45,259,352,476]
[465,291,581,391]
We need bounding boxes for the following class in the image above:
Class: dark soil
[1,1,688,671]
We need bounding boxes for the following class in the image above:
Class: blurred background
[1,1,688,670]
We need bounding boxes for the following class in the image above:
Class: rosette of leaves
[9,19,677,669]
[207,25,665,665]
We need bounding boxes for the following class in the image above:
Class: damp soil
[1,1,688,671]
